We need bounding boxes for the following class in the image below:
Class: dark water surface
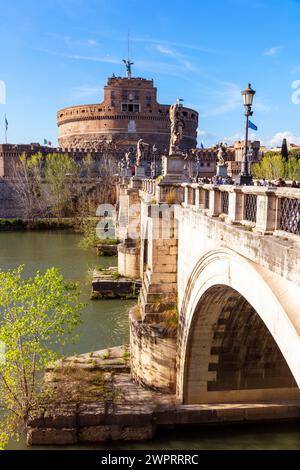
[1,231,300,450]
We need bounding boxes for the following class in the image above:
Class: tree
[11,152,47,219]
[0,266,83,449]
[281,138,289,161]
[45,153,80,218]
[251,152,285,180]
[285,156,300,180]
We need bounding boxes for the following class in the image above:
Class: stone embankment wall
[129,309,177,393]
[0,179,22,218]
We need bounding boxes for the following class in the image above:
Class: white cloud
[203,82,242,116]
[87,39,97,46]
[263,131,300,147]
[155,44,195,71]
[202,81,270,117]
[63,35,100,48]
[156,45,174,56]
[262,46,282,57]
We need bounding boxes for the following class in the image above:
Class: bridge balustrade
[278,195,300,236]
[180,183,300,239]
[244,194,257,223]
[139,179,300,239]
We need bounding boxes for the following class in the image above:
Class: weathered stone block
[43,405,77,428]
[77,403,106,427]
[78,425,111,442]
[27,427,77,446]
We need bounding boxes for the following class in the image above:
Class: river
[1,230,300,450]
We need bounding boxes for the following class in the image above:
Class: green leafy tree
[252,152,285,180]
[0,266,83,449]
[45,153,80,217]
[285,156,300,180]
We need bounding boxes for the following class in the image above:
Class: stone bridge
[117,173,300,407]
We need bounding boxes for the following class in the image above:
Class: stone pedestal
[124,168,132,177]
[130,165,146,189]
[134,165,145,178]
[216,164,228,178]
[161,153,190,184]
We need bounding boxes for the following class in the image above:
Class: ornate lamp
[236,83,256,186]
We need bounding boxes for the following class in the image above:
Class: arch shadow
[177,248,300,404]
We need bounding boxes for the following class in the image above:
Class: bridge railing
[181,183,300,238]
[141,178,156,196]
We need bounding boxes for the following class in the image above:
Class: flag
[248,120,258,131]
[5,115,8,131]
[48,141,52,146]
[44,138,48,145]
[201,142,204,149]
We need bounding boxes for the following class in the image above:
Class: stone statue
[169,100,185,155]
[125,151,132,169]
[123,59,134,79]
[136,139,148,166]
[215,142,228,166]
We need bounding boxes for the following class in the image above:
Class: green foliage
[0,219,25,230]
[102,350,110,360]
[252,152,300,181]
[45,153,80,218]
[78,219,100,250]
[78,217,119,251]
[0,266,83,449]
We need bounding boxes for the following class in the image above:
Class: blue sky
[0,0,300,148]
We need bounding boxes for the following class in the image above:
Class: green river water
[1,231,300,450]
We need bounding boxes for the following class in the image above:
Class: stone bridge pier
[117,174,300,407]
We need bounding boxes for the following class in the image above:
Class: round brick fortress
[57,75,198,151]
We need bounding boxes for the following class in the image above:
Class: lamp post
[151,144,157,179]
[236,83,256,186]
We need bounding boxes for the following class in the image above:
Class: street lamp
[236,83,256,186]
[151,144,157,179]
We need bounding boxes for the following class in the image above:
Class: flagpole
[4,114,7,144]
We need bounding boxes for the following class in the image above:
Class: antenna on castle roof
[127,30,130,62]
[123,30,134,78]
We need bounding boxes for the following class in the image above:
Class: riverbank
[0,217,98,232]
[27,345,300,446]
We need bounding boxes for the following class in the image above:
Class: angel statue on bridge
[169,99,185,155]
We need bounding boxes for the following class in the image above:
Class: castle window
[121,103,140,112]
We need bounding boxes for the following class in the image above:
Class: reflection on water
[10,423,300,450]
[1,231,300,450]
[0,231,134,356]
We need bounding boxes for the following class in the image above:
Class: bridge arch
[177,248,300,403]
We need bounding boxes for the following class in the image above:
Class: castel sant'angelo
[57,61,198,152]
